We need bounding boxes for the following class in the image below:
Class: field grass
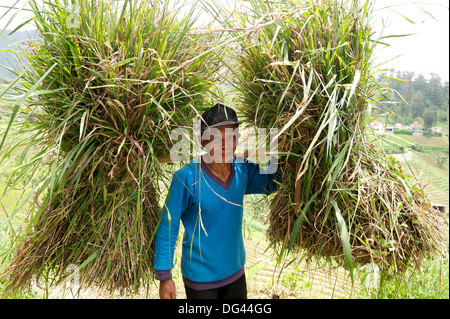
[410,153,449,192]
[358,257,449,299]
[370,133,449,148]
[374,132,449,196]
[369,130,449,210]
[412,136,449,147]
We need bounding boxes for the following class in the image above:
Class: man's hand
[159,279,176,299]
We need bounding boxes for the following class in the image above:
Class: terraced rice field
[400,152,449,210]
[388,134,449,212]
[243,237,354,299]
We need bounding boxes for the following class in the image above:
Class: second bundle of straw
[228,0,448,276]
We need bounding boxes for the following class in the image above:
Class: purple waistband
[183,267,245,291]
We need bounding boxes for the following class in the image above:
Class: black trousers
[184,274,247,299]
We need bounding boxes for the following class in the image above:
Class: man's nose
[222,140,233,148]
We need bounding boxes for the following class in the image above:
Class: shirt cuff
[155,270,172,281]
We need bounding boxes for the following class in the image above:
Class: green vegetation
[378,70,449,129]
[207,0,448,285]
[1,0,223,296]
[371,131,449,170]
[358,257,449,299]
[1,0,448,299]
[1,123,449,299]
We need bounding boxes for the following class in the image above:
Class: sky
[1,0,449,81]
[370,0,449,81]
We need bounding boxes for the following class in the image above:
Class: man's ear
[234,127,241,142]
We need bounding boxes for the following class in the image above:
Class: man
[154,103,279,299]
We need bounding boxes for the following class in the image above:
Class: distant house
[386,126,394,135]
[409,121,422,130]
[410,121,423,136]
[431,127,442,133]
[370,120,385,134]
[395,123,403,130]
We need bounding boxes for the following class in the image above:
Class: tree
[423,109,437,130]
[378,70,449,126]
[437,154,447,168]
[410,91,425,119]
[428,73,446,108]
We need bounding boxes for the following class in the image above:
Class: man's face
[201,125,239,163]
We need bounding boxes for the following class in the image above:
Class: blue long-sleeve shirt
[153,156,279,288]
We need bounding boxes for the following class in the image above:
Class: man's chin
[213,157,233,164]
[223,156,234,163]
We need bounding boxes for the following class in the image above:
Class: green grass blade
[331,199,353,284]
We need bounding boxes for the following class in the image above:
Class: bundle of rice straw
[0,0,221,295]
[218,0,448,277]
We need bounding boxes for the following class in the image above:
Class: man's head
[200,104,241,163]
[200,103,241,134]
